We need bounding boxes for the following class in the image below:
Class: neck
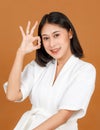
[57,54,72,66]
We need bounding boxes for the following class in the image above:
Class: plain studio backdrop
[0,0,100,130]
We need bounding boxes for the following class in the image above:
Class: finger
[37,36,41,46]
[33,45,41,50]
[30,21,38,35]
[26,21,31,35]
[31,36,41,50]
[32,36,41,46]
[19,26,25,37]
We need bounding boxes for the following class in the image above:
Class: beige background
[0,0,100,130]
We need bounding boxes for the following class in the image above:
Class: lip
[50,47,61,54]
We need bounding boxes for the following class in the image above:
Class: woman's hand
[19,21,41,55]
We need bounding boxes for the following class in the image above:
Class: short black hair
[35,11,84,67]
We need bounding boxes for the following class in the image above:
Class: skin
[6,21,75,130]
[6,21,41,101]
[41,23,73,65]
[41,23,73,83]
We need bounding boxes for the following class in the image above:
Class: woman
[4,12,96,130]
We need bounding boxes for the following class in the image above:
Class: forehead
[41,23,65,35]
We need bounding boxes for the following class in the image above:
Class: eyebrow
[41,31,60,36]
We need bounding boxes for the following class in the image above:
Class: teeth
[52,49,58,51]
[51,48,60,53]
[51,49,57,52]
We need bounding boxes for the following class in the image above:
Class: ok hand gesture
[19,21,41,55]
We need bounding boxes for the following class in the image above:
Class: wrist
[17,48,26,57]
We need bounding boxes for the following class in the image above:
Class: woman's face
[41,23,73,62]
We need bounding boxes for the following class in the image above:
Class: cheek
[43,42,49,48]
[42,43,46,48]
[64,36,71,45]
[42,43,48,51]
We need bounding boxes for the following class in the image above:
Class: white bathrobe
[4,55,96,130]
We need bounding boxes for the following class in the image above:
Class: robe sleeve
[58,63,96,118]
[3,61,36,102]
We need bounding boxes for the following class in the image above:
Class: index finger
[19,26,25,37]
[30,21,38,35]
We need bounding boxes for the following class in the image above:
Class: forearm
[7,49,25,101]
[34,110,74,130]
[6,21,40,101]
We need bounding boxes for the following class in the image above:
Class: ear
[68,29,73,39]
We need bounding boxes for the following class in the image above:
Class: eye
[54,33,60,38]
[42,37,49,41]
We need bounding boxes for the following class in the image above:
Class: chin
[52,55,62,60]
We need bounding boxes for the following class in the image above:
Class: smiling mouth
[50,48,61,54]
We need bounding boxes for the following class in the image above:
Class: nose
[49,38,56,48]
